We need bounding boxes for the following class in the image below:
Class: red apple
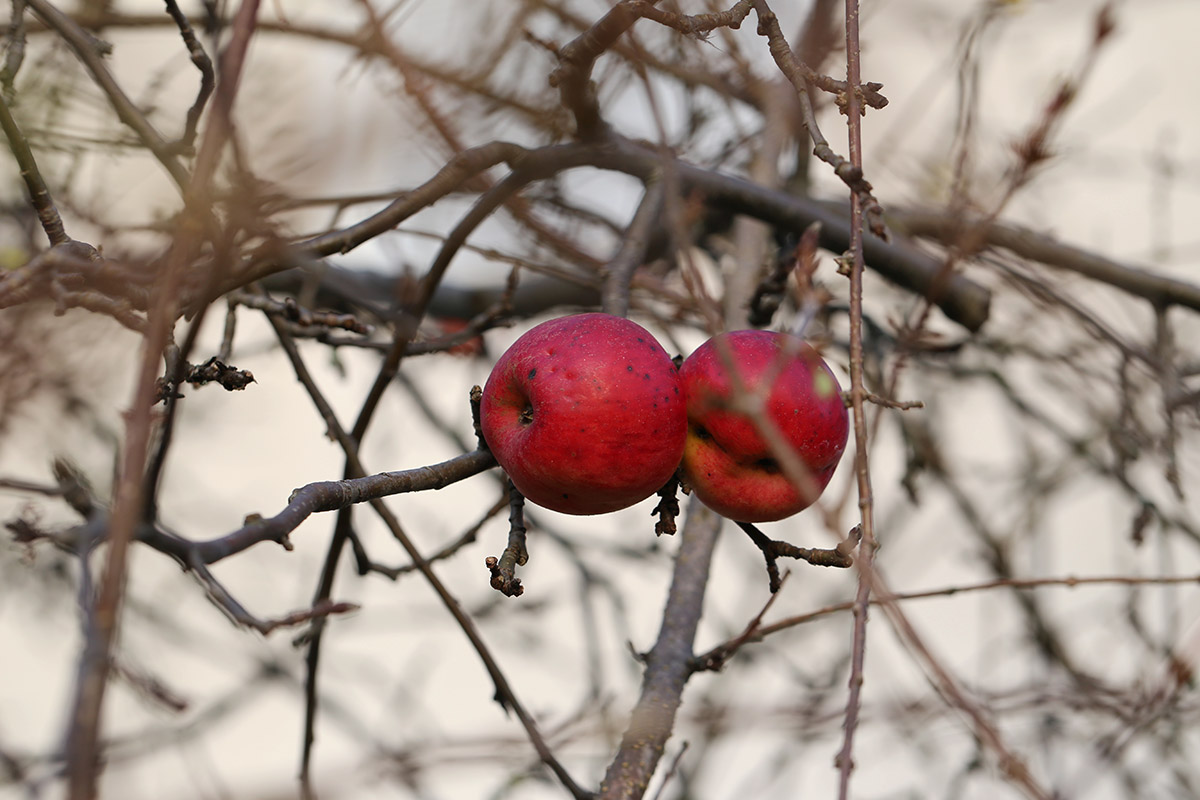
[679,330,848,522]
[480,313,687,515]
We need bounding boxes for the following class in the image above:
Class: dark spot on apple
[528,368,537,380]
[627,365,634,371]
[674,386,680,394]
[754,457,781,474]
[519,405,534,425]
[637,337,645,343]
[643,373,650,380]
[562,493,570,499]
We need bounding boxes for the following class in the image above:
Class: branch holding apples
[162,308,859,599]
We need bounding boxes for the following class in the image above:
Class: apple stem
[469,385,487,450]
[487,477,528,597]
[651,474,682,536]
[735,521,854,593]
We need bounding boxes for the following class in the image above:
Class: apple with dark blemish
[679,330,848,522]
[480,313,687,515]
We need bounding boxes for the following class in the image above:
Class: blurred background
[2,1,1199,798]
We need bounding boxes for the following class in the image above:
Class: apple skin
[679,330,848,523]
[480,313,687,515]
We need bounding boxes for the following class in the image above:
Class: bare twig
[602,178,665,317]
[692,572,790,672]
[162,0,214,152]
[692,572,1200,666]
[752,0,887,238]
[736,521,854,593]
[25,0,190,189]
[189,555,358,636]
[835,3,875,796]
[486,478,529,597]
[228,290,373,335]
[0,88,68,245]
[0,0,27,95]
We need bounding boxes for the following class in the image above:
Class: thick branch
[291,140,992,331]
[599,499,722,799]
[890,208,1200,313]
[594,139,991,331]
[1,140,992,332]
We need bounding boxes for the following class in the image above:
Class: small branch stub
[470,385,486,449]
[487,477,528,597]
[652,473,681,536]
[736,521,854,593]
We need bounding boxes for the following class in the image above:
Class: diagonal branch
[0,88,68,245]
[890,207,1200,313]
[25,0,190,190]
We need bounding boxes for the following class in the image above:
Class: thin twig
[736,521,854,594]
[189,555,358,635]
[692,572,1200,666]
[229,290,372,335]
[0,0,28,95]
[834,2,875,795]
[0,88,68,245]
[25,0,190,189]
[162,0,214,152]
[752,0,887,238]
[260,318,589,798]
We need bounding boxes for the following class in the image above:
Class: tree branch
[599,499,722,799]
[890,207,1200,313]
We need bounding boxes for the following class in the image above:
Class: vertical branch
[0,0,27,95]
[599,499,722,800]
[1155,306,1182,497]
[834,1,875,797]
[163,0,215,152]
[602,177,665,317]
[62,3,262,797]
[821,17,1053,788]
